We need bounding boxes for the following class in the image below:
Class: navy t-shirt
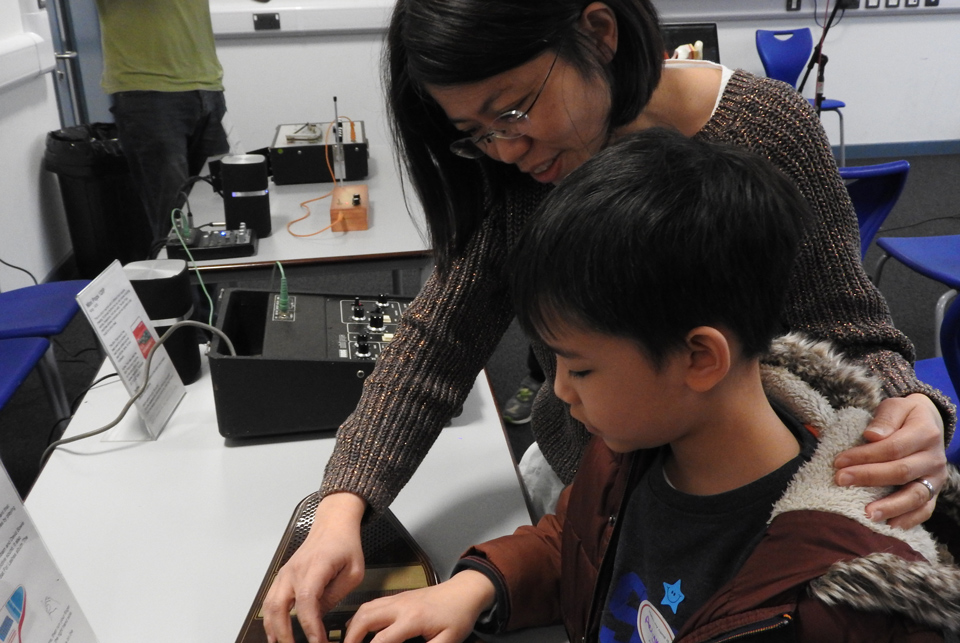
[599,401,816,643]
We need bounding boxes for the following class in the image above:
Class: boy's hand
[833,393,947,529]
[343,570,496,643]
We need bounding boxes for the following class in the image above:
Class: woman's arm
[263,186,531,642]
[320,205,519,512]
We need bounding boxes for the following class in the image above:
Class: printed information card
[76,260,185,440]
[0,465,97,642]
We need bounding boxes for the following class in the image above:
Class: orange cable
[286,120,348,237]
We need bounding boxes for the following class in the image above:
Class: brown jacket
[460,335,960,642]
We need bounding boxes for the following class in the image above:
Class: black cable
[52,335,103,361]
[0,256,38,286]
[814,0,847,28]
[878,215,960,235]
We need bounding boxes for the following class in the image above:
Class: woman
[263,1,953,641]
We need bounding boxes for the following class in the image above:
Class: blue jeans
[111,90,229,245]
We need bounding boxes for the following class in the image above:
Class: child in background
[343,130,960,643]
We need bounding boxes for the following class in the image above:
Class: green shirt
[96,0,223,94]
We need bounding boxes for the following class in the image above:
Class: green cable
[276,261,289,313]
[170,208,215,326]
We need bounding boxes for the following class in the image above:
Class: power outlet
[786,0,801,10]
[838,0,860,8]
[924,0,940,6]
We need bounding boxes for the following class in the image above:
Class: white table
[26,356,542,643]
[171,145,431,279]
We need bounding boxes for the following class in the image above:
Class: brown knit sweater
[321,69,956,512]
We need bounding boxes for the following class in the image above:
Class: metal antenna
[333,96,345,186]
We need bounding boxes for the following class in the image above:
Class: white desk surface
[26,356,540,643]
[170,144,431,271]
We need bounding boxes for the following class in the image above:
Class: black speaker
[221,154,272,238]
[124,259,202,385]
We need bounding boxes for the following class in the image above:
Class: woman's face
[427,51,613,185]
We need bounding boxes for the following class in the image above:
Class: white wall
[217,33,389,154]
[212,7,960,157]
[0,2,71,292]
[708,13,960,149]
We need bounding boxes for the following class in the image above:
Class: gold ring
[917,478,936,501]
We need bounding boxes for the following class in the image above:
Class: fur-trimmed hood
[759,333,960,633]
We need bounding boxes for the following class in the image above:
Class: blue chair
[913,296,960,465]
[0,337,69,420]
[0,280,91,418]
[756,28,847,166]
[839,161,910,260]
[0,280,90,339]
[873,235,960,358]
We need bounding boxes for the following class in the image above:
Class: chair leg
[872,252,891,285]
[35,346,71,420]
[934,289,958,358]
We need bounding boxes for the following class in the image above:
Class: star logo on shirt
[661,579,684,614]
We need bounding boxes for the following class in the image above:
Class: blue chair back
[756,28,813,88]
[940,297,960,464]
[839,161,910,260]
[941,296,960,408]
[915,296,960,465]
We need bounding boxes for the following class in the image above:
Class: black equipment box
[210,288,411,439]
[269,122,368,185]
[166,226,258,261]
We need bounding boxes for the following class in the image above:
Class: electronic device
[330,184,369,231]
[235,494,437,643]
[209,288,412,439]
[221,153,272,238]
[269,121,369,185]
[165,223,258,261]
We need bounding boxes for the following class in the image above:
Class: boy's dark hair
[384,0,664,272]
[509,128,813,366]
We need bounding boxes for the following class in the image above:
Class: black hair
[384,0,664,272]
[508,128,813,366]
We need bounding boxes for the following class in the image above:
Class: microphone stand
[798,0,845,115]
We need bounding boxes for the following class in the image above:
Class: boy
[343,130,960,643]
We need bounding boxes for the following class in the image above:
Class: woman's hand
[834,393,948,529]
[343,570,496,643]
[263,492,368,643]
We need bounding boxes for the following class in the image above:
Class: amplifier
[209,288,412,439]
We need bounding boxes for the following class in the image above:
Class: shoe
[502,375,543,425]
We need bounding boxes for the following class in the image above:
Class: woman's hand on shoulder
[833,393,948,529]
[263,492,368,643]
[343,570,496,643]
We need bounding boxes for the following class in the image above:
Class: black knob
[368,307,385,331]
[356,334,371,357]
[351,297,365,321]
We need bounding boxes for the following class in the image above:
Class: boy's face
[545,324,693,454]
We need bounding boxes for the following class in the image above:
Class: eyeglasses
[448,48,562,160]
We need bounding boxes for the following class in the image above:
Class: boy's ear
[578,2,618,63]
[682,327,731,393]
